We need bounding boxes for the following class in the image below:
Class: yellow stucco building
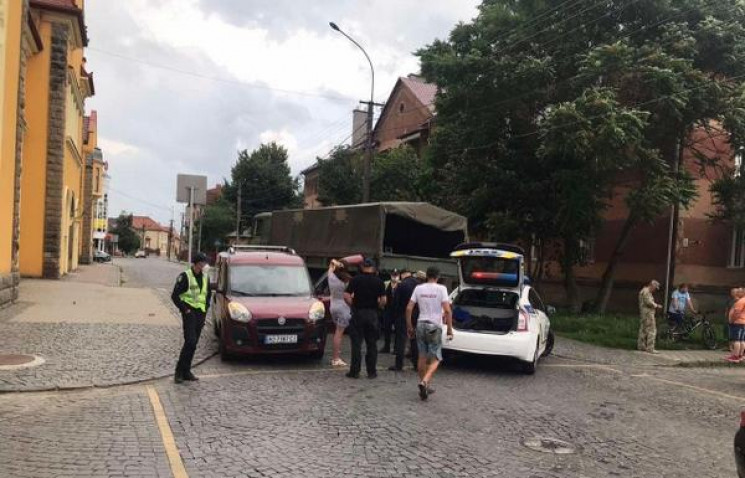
[0,0,97,307]
[19,0,93,279]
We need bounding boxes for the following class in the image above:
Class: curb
[0,350,218,394]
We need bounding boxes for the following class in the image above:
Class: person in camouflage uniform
[638,280,662,353]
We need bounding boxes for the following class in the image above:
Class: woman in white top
[328,259,352,367]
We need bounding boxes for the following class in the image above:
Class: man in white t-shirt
[406,267,453,401]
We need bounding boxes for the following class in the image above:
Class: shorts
[416,321,443,361]
[330,306,351,328]
[729,324,745,342]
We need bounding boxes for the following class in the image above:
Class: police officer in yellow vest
[171,252,212,383]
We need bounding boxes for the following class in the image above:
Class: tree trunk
[533,238,547,288]
[594,213,638,315]
[562,237,581,314]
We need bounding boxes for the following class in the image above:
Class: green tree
[197,198,235,253]
[418,0,745,313]
[317,146,363,206]
[223,142,301,227]
[112,213,140,255]
[317,145,431,206]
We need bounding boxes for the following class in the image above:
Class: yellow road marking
[631,374,745,403]
[146,385,189,478]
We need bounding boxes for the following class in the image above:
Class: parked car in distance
[93,250,112,263]
[134,250,146,258]
[444,242,554,374]
[211,245,327,360]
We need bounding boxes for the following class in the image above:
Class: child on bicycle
[668,283,697,329]
[726,288,745,363]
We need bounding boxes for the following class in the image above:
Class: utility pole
[197,207,203,254]
[236,184,242,244]
[663,137,684,314]
[188,186,195,263]
[329,22,376,203]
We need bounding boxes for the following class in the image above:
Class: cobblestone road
[0,259,215,391]
[1,345,742,477]
[1,258,741,476]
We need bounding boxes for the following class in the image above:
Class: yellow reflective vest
[179,268,208,313]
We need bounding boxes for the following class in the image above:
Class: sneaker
[427,386,436,396]
[647,350,661,355]
[345,372,359,379]
[184,372,199,381]
[174,373,184,384]
[724,354,739,361]
[331,359,347,367]
[367,373,378,379]
[418,381,429,401]
[388,366,402,371]
[726,356,741,363]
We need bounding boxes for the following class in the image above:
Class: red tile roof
[131,216,169,233]
[400,75,437,112]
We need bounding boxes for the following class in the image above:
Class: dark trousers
[393,315,407,369]
[349,309,379,376]
[393,315,418,369]
[176,309,206,376]
[381,310,394,351]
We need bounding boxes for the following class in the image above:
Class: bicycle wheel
[702,324,717,350]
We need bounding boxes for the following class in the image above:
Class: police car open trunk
[451,244,525,334]
[452,289,520,333]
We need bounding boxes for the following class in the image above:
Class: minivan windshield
[230,265,312,297]
[461,256,521,287]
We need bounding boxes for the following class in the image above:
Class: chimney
[352,108,368,150]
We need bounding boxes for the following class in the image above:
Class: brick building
[301,74,437,209]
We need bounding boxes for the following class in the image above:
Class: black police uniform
[345,272,386,378]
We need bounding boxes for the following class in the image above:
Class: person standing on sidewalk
[389,269,418,371]
[638,279,662,354]
[328,259,351,367]
[344,258,386,379]
[406,267,453,400]
[171,252,212,383]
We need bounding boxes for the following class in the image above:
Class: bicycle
[660,310,718,350]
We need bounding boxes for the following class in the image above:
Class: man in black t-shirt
[344,258,386,379]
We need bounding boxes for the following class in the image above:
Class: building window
[731,228,745,268]
[579,238,595,264]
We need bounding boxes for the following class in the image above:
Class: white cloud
[84,0,480,224]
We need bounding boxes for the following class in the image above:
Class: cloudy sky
[85,0,480,225]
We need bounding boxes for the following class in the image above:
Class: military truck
[250,202,469,283]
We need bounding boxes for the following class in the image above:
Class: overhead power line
[88,47,355,103]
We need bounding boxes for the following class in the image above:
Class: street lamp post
[330,22,374,203]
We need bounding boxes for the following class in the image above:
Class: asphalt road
[1,257,742,477]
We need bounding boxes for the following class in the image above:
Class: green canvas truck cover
[268,202,468,259]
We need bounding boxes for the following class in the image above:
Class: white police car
[443,242,554,374]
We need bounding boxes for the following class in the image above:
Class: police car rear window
[461,257,520,287]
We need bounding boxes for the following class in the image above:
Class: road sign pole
[188,186,194,264]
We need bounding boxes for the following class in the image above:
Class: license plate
[264,334,298,345]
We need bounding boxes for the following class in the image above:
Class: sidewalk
[0,264,215,392]
[554,336,726,367]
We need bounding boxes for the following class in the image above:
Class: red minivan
[211,246,327,360]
